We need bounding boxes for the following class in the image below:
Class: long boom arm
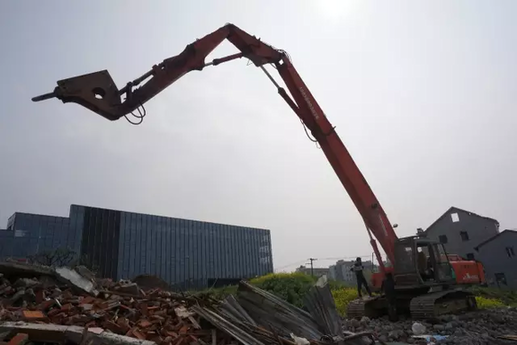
[33,23,398,268]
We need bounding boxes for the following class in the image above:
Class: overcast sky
[0,1,516,271]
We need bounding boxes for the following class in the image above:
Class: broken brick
[138,319,152,328]
[103,321,125,335]
[80,296,95,305]
[7,333,28,345]
[139,303,149,316]
[62,290,73,299]
[116,317,131,333]
[60,303,73,312]
[38,299,56,311]
[0,264,253,345]
[34,290,45,304]
[47,308,62,317]
[131,329,147,340]
[22,310,45,321]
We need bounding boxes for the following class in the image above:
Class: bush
[249,273,317,308]
[475,296,505,309]
[249,273,359,314]
[469,286,517,306]
[331,288,358,316]
[190,284,238,299]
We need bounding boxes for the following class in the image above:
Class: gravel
[343,307,517,344]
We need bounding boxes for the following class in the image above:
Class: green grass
[190,274,515,316]
[475,296,505,309]
[190,273,357,315]
[469,286,517,306]
[331,287,359,316]
[249,273,317,308]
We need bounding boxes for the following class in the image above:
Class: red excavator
[33,23,484,319]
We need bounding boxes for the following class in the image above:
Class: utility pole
[308,258,317,276]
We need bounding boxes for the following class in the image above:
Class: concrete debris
[0,261,55,279]
[343,307,517,344]
[74,265,96,281]
[290,333,310,345]
[0,261,379,345]
[413,334,448,343]
[55,266,99,296]
[498,334,517,341]
[411,322,426,336]
[0,322,156,345]
[0,261,97,297]
[115,282,140,296]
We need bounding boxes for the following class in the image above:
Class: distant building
[0,204,273,290]
[475,230,517,289]
[424,207,499,261]
[328,260,375,285]
[296,265,329,277]
[0,212,74,260]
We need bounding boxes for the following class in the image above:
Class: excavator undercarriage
[347,288,477,320]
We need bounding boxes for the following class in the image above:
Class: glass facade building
[1,213,72,258]
[0,204,273,290]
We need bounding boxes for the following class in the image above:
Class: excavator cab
[393,236,455,289]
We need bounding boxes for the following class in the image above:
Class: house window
[439,235,448,244]
[466,253,475,260]
[460,231,469,241]
[506,247,515,258]
[451,212,460,222]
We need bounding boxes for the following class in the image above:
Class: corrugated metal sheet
[116,210,273,290]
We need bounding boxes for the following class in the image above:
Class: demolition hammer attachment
[31,23,285,123]
[32,70,130,121]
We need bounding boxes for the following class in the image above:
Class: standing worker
[350,257,373,298]
[381,272,398,321]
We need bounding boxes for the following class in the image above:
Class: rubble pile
[0,262,376,345]
[0,264,219,345]
[343,308,517,344]
[3,260,517,345]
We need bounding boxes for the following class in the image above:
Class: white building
[328,259,375,285]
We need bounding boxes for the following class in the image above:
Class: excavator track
[346,296,385,319]
[409,289,477,320]
[347,289,477,320]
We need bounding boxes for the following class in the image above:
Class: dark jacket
[350,262,364,277]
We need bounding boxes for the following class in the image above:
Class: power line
[274,254,382,272]
[316,255,373,261]
[274,259,309,272]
